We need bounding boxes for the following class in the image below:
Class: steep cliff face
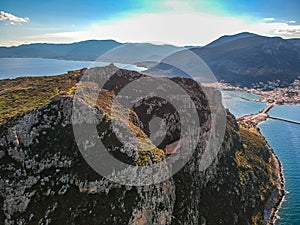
[0,66,280,225]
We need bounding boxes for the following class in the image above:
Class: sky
[1,0,300,46]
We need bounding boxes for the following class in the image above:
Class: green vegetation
[72,78,166,166]
[0,69,166,165]
[238,126,276,186]
[237,126,278,225]
[252,212,264,225]
[137,137,165,166]
[0,70,81,123]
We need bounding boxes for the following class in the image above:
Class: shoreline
[238,115,285,225]
[259,125,285,225]
[0,56,148,69]
[235,96,288,224]
[221,83,300,105]
[248,114,286,225]
[233,87,300,224]
[222,85,300,224]
[223,88,300,106]
[0,58,147,80]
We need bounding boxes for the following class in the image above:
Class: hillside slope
[98,43,185,64]
[146,33,300,87]
[205,32,258,48]
[0,66,282,224]
[288,38,300,49]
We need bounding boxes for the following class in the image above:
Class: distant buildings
[215,80,300,105]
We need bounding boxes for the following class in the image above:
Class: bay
[0,57,145,79]
[221,90,266,118]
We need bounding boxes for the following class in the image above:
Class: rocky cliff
[0,66,281,225]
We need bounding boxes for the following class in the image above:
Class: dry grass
[75,79,166,165]
[0,70,81,123]
[1,69,166,165]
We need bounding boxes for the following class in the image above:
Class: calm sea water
[223,92,300,225]
[0,58,145,79]
[260,105,300,225]
[221,90,266,118]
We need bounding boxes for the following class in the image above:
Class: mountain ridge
[145,33,300,87]
[205,32,259,47]
[2,33,300,87]
[0,40,123,61]
[0,40,184,63]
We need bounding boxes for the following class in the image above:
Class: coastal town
[216,79,300,105]
[214,79,300,127]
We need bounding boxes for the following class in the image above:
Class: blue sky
[1,0,300,46]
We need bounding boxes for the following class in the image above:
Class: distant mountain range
[98,43,185,64]
[1,33,300,87]
[0,40,122,61]
[205,32,258,48]
[0,40,184,63]
[145,33,300,87]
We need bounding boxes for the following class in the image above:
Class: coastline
[263,128,286,225]
[233,86,300,225]
[259,125,285,225]
[238,116,285,225]
[0,56,148,69]
[0,58,147,80]
[211,82,298,224]
[233,94,287,224]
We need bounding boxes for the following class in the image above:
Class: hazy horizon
[0,31,299,48]
[1,0,300,47]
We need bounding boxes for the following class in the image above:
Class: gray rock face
[0,70,275,225]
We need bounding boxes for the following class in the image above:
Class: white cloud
[250,21,300,37]
[264,18,275,21]
[25,12,255,46]
[288,20,296,24]
[25,10,300,46]
[0,40,29,47]
[0,11,29,23]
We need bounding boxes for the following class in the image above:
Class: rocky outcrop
[0,66,280,225]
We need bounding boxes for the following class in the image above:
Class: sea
[221,90,266,117]
[0,58,145,79]
[222,90,300,225]
[0,58,299,224]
